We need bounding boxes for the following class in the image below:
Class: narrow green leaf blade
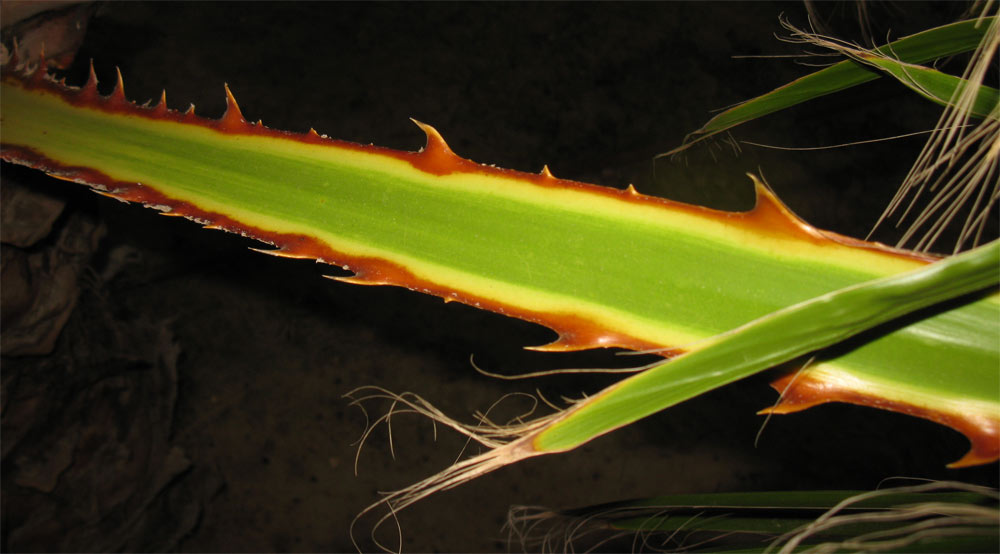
[857,54,999,118]
[668,17,996,153]
[533,240,999,455]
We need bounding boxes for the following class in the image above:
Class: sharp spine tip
[221,83,247,129]
[410,118,452,155]
[152,90,168,114]
[525,336,576,352]
[328,274,371,286]
[105,66,126,104]
[83,59,98,92]
[28,47,47,84]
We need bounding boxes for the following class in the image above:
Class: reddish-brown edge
[763,371,999,467]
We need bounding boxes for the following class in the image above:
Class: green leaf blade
[533,241,1000,459]
[2,62,997,465]
[670,17,997,153]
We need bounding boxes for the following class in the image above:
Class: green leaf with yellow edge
[0,53,997,469]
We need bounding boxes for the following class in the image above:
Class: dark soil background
[2,2,996,553]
